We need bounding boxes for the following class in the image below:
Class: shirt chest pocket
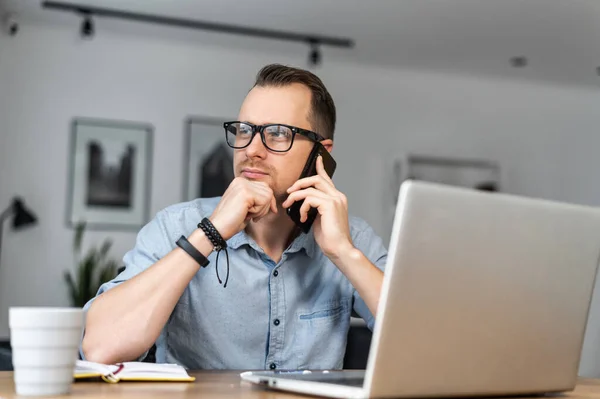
[293,298,352,370]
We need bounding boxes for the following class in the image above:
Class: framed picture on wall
[406,154,501,191]
[382,158,403,240]
[383,154,501,240]
[183,117,234,201]
[66,118,153,230]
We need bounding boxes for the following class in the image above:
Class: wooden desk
[1,372,600,398]
[1,371,292,398]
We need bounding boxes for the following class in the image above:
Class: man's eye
[239,126,252,136]
[267,127,291,140]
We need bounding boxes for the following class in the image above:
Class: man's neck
[245,205,300,263]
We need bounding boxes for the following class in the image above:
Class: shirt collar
[227,227,318,258]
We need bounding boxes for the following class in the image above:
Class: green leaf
[97,260,118,289]
[98,239,112,262]
[66,226,119,308]
[78,250,97,307]
[64,271,79,307]
[73,221,86,255]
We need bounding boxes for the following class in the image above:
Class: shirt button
[274,319,280,326]
[273,270,279,277]
[270,363,277,370]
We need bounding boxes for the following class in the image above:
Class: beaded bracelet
[198,218,229,288]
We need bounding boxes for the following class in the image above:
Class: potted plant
[64,221,119,308]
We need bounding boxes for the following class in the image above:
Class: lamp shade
[11,198,37,229]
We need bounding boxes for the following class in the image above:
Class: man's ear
[321,139,333,153]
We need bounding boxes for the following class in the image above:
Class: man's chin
[234,174,286,202]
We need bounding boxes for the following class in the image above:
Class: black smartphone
[286,142,337,233]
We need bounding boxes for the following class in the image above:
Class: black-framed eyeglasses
[223,121,325,153]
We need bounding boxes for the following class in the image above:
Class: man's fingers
[315,155,334,185]
[240,180,278,220]
[251,202,273,222]
[248,203,263,213]
[248,195,276,220]
[282,188,327,209]
[299,196,325,222]
[287,175,336,196]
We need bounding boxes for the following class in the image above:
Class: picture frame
[406,154,501,191]
[183,116,234,202]
[66,118,153,230]
[383,154,501,240]
[381,158,403,241]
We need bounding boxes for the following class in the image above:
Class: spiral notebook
[74,360,195,383]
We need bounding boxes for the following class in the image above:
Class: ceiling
[2,0,600,89]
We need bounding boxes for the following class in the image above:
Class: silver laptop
[241,180,600,399]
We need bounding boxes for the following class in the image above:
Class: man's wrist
[208,216,232,242]
[328,241,361,268]
[188,229,214,258]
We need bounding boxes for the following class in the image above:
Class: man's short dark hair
[253,64,336,140]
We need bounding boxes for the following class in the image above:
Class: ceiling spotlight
[80,13,94,38]
[308,41,322,67]
[510,56,528,68]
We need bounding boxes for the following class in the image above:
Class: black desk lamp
[0,197,38,265]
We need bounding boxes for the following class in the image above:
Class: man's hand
[282,155,353,260]
[209,177,278,241]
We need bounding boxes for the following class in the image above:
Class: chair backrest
[0,346,12,371]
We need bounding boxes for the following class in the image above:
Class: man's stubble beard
[235,161,290,207]
[274,190,289,208]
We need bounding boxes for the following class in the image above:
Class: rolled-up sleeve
[79,210,172,359]
[349,221,388,331]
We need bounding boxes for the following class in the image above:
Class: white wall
[2,22,600,376]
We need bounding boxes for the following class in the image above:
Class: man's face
[234,83,328,203]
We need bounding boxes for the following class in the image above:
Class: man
[81,64,387,370]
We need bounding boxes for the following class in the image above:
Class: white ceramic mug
[9,307,83,396]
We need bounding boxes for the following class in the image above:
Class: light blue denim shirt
[82,197,387,370]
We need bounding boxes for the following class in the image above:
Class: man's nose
[245,132,267,158]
